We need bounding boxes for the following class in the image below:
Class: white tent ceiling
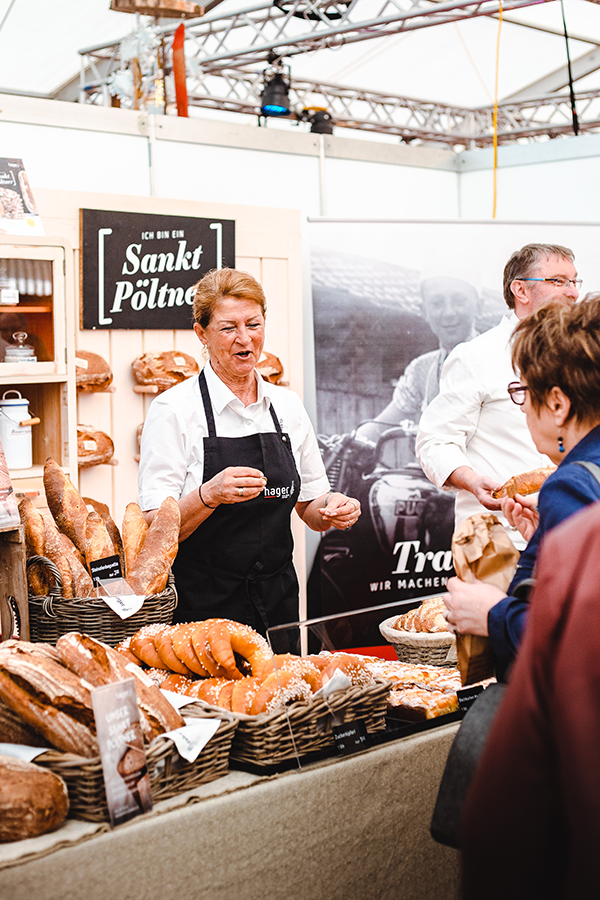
[1,0,600,139]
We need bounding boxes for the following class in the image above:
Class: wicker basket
[35,703,238,822]
[207,679,392,768]
[27,555,178,647]
[379,615,456,666]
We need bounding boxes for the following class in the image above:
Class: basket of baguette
[21,458,179,646]
[0,635,238,823]
[379,595,456,666]
[116,619,392,768]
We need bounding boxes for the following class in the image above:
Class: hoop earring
[558,434,565,454]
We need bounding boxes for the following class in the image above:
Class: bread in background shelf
[75,350,113,392]
[131,350,199,392]
[77,425,115,467]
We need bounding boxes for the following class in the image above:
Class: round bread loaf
[131,350,199,391]
[256,351,284,384]
[75,351,113,392]
[0,756,69,842]
[77,425,114,467]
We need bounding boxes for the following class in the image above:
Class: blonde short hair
[193,268,267,327]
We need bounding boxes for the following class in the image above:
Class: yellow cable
[492,1,503,218]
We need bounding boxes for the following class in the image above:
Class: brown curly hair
[511,293,600,424]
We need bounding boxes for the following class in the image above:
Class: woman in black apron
[139,269,361,637]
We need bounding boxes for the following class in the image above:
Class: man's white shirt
[415,312,551,546]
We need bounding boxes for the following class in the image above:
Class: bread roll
[126,497,180,596]
[0,644,98,757]
[55,633,184,742]
[122,502,149,576]
[492,466,557,499]
[131,350,199,391]
[43,458,88,556]
[77,425,114,468]
[75,350,113,392]
[0,756,69,842]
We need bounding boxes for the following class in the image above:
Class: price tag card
[456,684,485,713]
[332,719,369,755]
[91,678,153,828]
[160,718,222,763]
[100,592,145,619]
[90,555,123,584]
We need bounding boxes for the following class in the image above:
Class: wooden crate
[0,523,28,641]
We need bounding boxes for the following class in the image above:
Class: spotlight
[261,68,291,117]
[297,106,334,135]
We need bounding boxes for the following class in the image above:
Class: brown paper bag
[451,514,520,685]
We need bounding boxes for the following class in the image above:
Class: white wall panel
[326,157,459,219]
[0,121,150,196]
[152,139,322,215]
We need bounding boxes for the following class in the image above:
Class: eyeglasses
[507,382,529,406]
[516,277,583,289]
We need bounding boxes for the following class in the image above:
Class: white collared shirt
[138,362,329,511]
[415,313,551,543]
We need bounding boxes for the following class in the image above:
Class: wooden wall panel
[33,188,306,593]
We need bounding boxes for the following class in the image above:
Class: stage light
[297,106,334,135]
[261,70,291,117]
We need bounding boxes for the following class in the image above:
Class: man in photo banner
[358,275,480,444]
[415,243,580,547]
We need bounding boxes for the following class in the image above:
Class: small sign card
[332,719,369,755]
[91,678,153,827]
[89,555,123,583]
[456,684,485,713]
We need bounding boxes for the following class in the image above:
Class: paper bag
[451,514,520,685]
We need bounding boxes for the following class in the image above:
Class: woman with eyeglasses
[444,294,600,681]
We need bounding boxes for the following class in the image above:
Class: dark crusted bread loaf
[0,643,98,758]
[56,633,184,743]
[0,756,69,842]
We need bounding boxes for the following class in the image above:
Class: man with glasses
[416,243,580,546]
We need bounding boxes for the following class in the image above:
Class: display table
[0,722,461,900]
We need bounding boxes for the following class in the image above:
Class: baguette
[0,644,98,757]
[18,497,45,555]
[122,502,149,575]
[492,466,557,500]
[43,517,74,599]
[84,510,117,571]
[126,497,180,596]
[57,531,95,598]
[0,756,70,842]
[43,458,88,556]
[56,633,184,742]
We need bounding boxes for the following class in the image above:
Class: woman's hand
[444,577,506,637]
[500,493,539,542]
[201,466,267,507]
[318,492,361,530]
[296,492,361,532]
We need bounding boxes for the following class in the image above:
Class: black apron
[172,370,301,636]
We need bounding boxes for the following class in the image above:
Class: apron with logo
[172,369,301,635]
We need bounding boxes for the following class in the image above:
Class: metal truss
[74,0,600,146]
[177,68,599,145]
[80,0,555,71]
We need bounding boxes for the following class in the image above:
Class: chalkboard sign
[80,208,235,330]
